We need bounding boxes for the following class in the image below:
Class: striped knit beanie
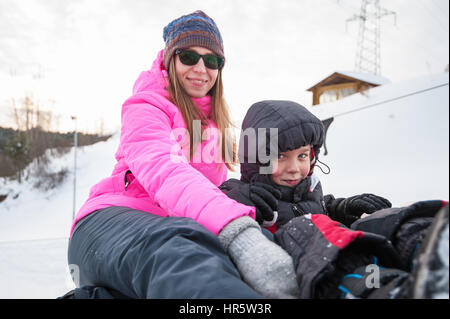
[162,10,224,70]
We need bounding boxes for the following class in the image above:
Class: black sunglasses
[175,49,224,70]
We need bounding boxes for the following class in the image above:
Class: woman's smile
[175,46,218,98]
[187,77,208,87]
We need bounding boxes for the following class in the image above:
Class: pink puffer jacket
[70,50,255,236]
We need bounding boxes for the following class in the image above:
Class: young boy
[220,99,391,232]
[220,100,447,298]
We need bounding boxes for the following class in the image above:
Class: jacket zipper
[124,170,132,191]
[292,204,305,217]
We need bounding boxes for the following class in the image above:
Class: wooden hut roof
[307,71,390,91]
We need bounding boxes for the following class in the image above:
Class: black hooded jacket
[219,100,443,298]
[239,100,325,184]
[222,184,442,298]
[220,100,328,229]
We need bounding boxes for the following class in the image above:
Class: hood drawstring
[309,147,316,176]
[309,147,331,176]
[315,158,331,175]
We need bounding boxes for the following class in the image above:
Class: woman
[67,10,299,299]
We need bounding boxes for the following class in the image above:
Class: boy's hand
[326,193,392,226]
[342,193,392,214]
[249,182,281,226]
[219,179,281,226]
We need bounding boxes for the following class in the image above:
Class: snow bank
[310,72,449,205]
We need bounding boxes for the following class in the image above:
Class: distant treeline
[0,126,112,180]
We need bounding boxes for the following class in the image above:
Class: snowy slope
[0,134,119,298]
[0,134,120,242]
[309,72,449,205]
[0,238,71,298]
[0,72,448,299]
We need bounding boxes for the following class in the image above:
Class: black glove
[325,193,392,227]
[394,216,433,270]
[220,179,281,226]
[337,265,408,299]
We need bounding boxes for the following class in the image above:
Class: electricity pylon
[346,0,396,75]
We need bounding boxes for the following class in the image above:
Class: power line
[396,0,448,47]
[336,0,447,74]
[382,22,446,70]
[431,0,449,15]
[331,82,449,119]
[416,0,449,32]
[333,0,361,14]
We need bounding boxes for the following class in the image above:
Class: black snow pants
[67,206,263,299]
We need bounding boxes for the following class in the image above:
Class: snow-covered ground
[0,72,448,299]
[0,134,119,298]
[310,72,449,206]
[0,238,72,298]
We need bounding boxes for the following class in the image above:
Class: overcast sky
[0,0,448,133]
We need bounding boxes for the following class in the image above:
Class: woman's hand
[218,216,300,298]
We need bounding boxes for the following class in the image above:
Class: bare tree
[6,93,58,180]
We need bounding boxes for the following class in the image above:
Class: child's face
[271,145,311,187]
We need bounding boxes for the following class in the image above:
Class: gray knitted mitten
[218,216,300,299]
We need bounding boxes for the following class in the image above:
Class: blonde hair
[167,58,237,170]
